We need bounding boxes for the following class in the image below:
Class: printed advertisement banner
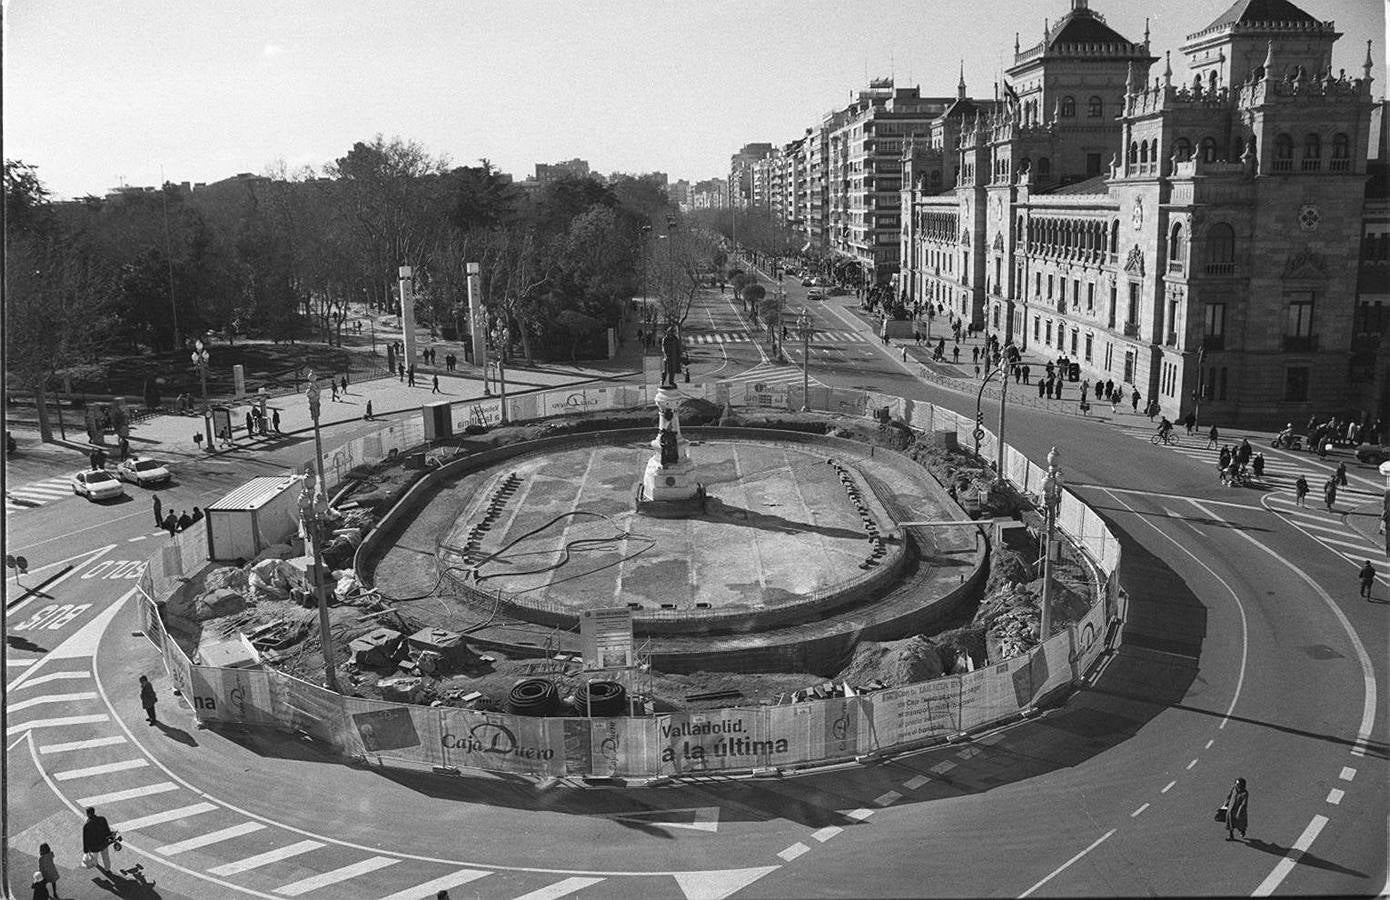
[657,707,787,775]
[864,676,961,749]
[436,707,565,776]
[767,696,868,765]
[189,666,277,727]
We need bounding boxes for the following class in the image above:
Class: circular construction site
[367,421,988,675]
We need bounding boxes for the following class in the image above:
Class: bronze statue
[659,407,678,465]
[661,327,681,388]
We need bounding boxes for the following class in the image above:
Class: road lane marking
[5,659,34,668]
[512,877,605,900]
[1186,759,1198,770]
[15,670,91,689]
[1161,781,1177,794]
[1339,767,1356,781]
[40,735,127,754]
[274,855,399,896]
[903,775,930,790]
[810,826,842,842]
[208,839,324,876]
[1251,815,1329,896]
[114,802,218,832]
[376,869,491,900]
[4,544,117,617]
[1205,500,1379,770]
[157,821,267,855]
[1130,803,1149,817]
[929,760,956,774]
[874,791,902,807]
[847,808,875,821]
[1205,739,1214,749]
[9,691,98,712]
[127,536,148,543]
[54,758,149,780]
[1018,829,1115,897]
[78,781,179,806]
[7,713,108,735]
[1326,788,1344,805]
[778,843,809,861]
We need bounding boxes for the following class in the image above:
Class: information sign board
[580,607,634,670]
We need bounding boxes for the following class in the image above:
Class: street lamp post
[302,372,339,692]
[1039,447,1064,644]
[795,306,815,410]
[191,338,213,447]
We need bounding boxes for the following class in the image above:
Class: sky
[3,0,1385,199]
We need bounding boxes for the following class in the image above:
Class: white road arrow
[673,865,779,900]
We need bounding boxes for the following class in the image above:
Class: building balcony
[1201,334,1225,351]
[1282,334,1319,352]
[1167,260,1184,275]
[1123,322,1140,337]
[1271,158,1294,173]
[1330,158,1351,172]
[1204,262,1236,276]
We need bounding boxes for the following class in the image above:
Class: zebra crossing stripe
[54,758,150,781]
[78,782,179,806]
[273,855,399,896]
[157,821,266,855]
[376,869,491,900]
[114,802,218,832]
[512,877,606,900]
[208,839,323,876]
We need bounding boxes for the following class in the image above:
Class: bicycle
[1151,431,1180,446]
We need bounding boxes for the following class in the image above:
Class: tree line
[5,135,685,439]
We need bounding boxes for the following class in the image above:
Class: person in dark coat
[139,674,158,725]
[1359,560,1376,599]
[176,511,192,532]
[272,409,282,433]
[152,494,163,529]
[1323,477,1338,512]
[1295,474,1309,507]
[1183,411,1196,434]
[1223,777,1249,840]
[1336,461,1348,487]
[364,400,373,421]
[162,512,179,537]
[82,807,113,870]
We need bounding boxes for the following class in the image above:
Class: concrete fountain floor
[440,440,888,613]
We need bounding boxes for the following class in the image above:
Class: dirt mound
[837,635,945,687]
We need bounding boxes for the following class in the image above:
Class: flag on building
[1002,80,1020,109]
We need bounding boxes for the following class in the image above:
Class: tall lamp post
[971,358,1012,478]
[795,306,814,411]
[191,338,213,448]
[302,373,339,692]
[1039,447,1064,644]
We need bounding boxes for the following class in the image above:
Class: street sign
[580,607,634,671]
[973,427,986,442]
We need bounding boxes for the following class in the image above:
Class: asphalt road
[4,284,1386,899]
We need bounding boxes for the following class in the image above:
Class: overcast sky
[3,0,1384,198]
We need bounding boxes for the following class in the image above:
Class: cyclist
[1157,416,1174,444]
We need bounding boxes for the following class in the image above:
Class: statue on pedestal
[661,327,681,388]
[659,409,679,466]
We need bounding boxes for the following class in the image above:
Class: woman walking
[1222,777,1249,841]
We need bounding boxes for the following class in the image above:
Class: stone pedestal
[639,386,700,509]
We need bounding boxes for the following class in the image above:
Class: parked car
[71,469,126,501]
[807,290,826,301]
[801,278,815,287]
[115,457,172,487]
[1355,445,1390,465]
[379,316,400,328]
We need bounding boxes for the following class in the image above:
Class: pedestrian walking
[1336,460,1348,486]
[331,381,339,402]
[432,374,441,393]
[408,365,416,387]
[1252,453,1265,478]
[1206,425,1220,450]
[1295,474,1309,507]
[152,494,163,528]
[1219,777,1249,841]
[364,400,374,421]
[245,411,255,436]
[1131,388,1140,412]
[901,346,908,362]
[398,363,405,382]
[88,449,99,472]
[1022,364,1030,384]
[31,871,51,900]
[1323,477,1337,512]
[1184,411,1196,434]
[118,436,130,461]
[139,674,158,725]
[952,346,960,363]
[1038,379,1046,399]
[37,843,59,898]
[1359,560,1376,599]
[272,409,282,433]
[162,511,178,537]
[340,375,348,395]
[81,807,113,871]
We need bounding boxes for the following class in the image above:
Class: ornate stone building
[901,0,1383,425]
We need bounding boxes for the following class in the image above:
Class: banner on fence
[542,386,614,419]
[656,707,788,774]
[267,669,344,746]
[767,696,868,765]
[436,707,565,776]
[188,666,277,727]
[748,381,789,410]
[956,655,1030,732]
[863,675,961,749]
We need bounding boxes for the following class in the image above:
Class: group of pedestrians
[153,494,201,536]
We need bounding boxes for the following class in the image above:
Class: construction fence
[132,380,1123,779]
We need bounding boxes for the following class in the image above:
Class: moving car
[71,469,127,501]
[801,278,815,287]
[116,457,172,487]
[807,289,826,301]
[1355,445,1390,465]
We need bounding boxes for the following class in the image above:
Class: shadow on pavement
[1242,838,1368,878]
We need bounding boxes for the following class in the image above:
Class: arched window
[1169,223,1184,265]
[1200,137,1218,162]
[1332,133,1349,159]
[1275,134,1294,159]
[1208,71,1218,94]
[1304,133,1321,159]
[1110,219,1120,254]
[1140,142,1149,164]
[1088,96,1103,118]
[1060,96,1076,117]
[1206,223,1235,266]
[1128,142,1138,165]
[1173,138,1192,161]
[1037,157,1051,179]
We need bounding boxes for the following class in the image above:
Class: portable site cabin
[205,475,301,562]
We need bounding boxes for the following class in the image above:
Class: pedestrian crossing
[687,330,864,345]
[6,661,730,900]
[1113,422,1388,564]
[6,475,74,514]
[718,362,826,388]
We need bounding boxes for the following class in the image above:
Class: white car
[115,457,172,487]
[71,469,127,501]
